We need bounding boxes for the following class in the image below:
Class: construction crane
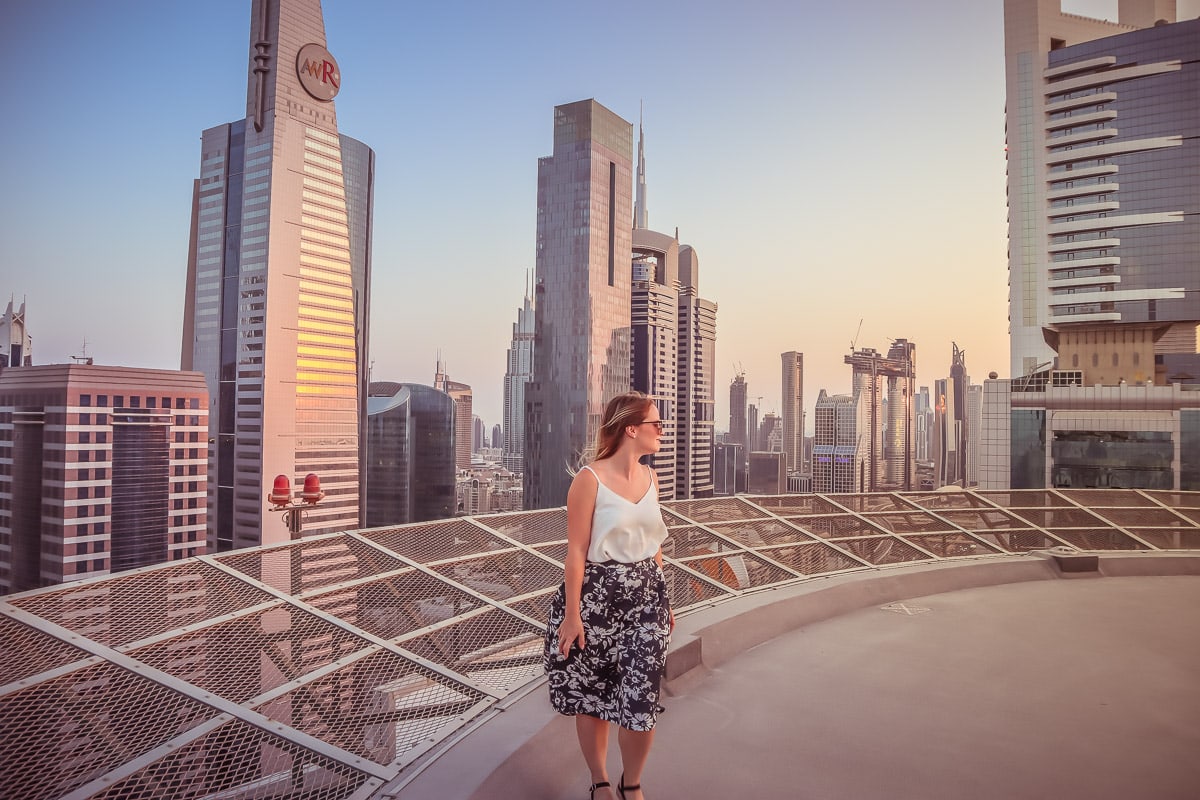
[849,318,863,354]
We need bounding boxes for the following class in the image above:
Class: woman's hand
[557,613,585,657]
[669,607,675,633]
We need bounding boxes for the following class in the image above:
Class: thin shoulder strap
[580,465,598,478]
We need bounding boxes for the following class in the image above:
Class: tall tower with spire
[503,273,535,474]
[634,103,648,230]
[181,0,374,550]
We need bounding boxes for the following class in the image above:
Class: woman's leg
[617,727,654,797]
[577,714,614,793]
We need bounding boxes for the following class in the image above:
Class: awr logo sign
[296,43,340,102]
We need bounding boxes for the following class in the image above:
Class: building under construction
[845,339,917,491]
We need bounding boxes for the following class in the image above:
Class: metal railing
[2,489,1198,800]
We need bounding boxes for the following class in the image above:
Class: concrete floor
[401,573,1200,799]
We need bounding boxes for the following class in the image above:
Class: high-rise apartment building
[364,382,456,525]
[502,282,535,475]
[0,299,32,368]
[181,0,373,551]
[747,403,759,451]
[0,365,208,594]
[629,122,716,500]
[845,340,917,491]
[1004,0,1199,379]
[434,360,473,471]
[675,246,717,499]
[631,229,680,499]
[525,100,634,509]
[812,389,868,493]
[729,372,748,452]
[781,352,803,474]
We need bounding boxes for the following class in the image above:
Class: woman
[544,391,674,800]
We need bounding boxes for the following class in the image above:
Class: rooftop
[3,489,1199,799]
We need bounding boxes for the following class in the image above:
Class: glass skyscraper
[525,100,634,509]
[365,382,456,525]
[181,0,373,550]
[1004,0,1199,379]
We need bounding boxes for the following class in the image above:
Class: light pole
[267,473,326,539]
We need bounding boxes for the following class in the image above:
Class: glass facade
[365,384,456,525]
[526,100,633,509]
[1181,409,1200,491]
[1010,410,1046,489]
[1050,431,1174,489]
[182,2,372,548]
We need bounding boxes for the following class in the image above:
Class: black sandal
[618,774,640,799]
[589,780,611,798]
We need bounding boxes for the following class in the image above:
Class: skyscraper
[0,298,32,368]
[434,358,472,471]
[1004,0,1199,380]
[365,382,456,525]
[674,246,717,499]
[181,0,372,551]
[812,389,867,494]
[631,229,680,499]
[525,100,633,509]
[845,340,916,491]
[781,352,803,474]
[0,365,208,593]
[503,279,535,474]
[729,372,748,452]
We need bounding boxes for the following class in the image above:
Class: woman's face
[628,402,663,455]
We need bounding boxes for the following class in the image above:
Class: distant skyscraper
[491,424,502,451]
[1004,1,1199,380]
[966,383,982,487]
[525,99,634,508]
[713,442,746,495]
[747,451,786,495]
[631,229,680,499]
[434,358,472,471]
[0,365,208,594]
[845,340,916,491]
[181,0,372,551]
[812,389,867,494]
[675,246,717,498]
[747,403,759,451]
[759,412,781,454]
[629,120,717,500]
[365,382,455,525]
[472,415,485,454]
[781,352,803,473]
[503,280,534,475]
[634,106,648,231]
[729,372,748,453]
[0,299,32,368]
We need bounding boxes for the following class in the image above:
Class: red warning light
[269,474,292,507]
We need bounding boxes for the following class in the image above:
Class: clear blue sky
[3,0,1195,430]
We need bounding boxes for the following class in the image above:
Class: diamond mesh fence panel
[6,561,276,647]
[1008,507,1109,528]
[1144,491,1200,509]
[127,604,372,703]
[0,660,213,800]
[305,569,486,642]
[0,615,94,685]
[784,515,887,539]
[937,509,1036,531]
[900,533,1003,558]
[822,494,921,513]
[476,509,567,545]
[978,490,1075,507]
[705,517,817,547]
[753,542,865,575]
[741,494,847,515]
[86,719,375,800]
[832,536,936,566]
[902,492,997,509]
[662,562,738,609]
[1127,528,1200,549]
[1057,489,1162,507]
[429,549,563,601]
[250,648,487,767]
[866,512,958,535]
[675,550,797,590]
[1086,507,1189,527]
[360,518,517,562]
[216,537,408,596]
[1045,528,1148,551]
[666,497,764,523]
[400,607,545,694]
[663,525,747,558]
[969,529,1067,552]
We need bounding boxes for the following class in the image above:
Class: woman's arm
[557,468,597,656]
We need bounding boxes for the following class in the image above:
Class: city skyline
[4,0,1199,432]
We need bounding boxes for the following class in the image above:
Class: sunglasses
[635,420,665,431]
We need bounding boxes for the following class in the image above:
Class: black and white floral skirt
[544,558,671,732]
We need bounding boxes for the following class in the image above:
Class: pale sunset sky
[3,0,1197,431]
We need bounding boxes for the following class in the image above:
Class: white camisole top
[581,464,669,563]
